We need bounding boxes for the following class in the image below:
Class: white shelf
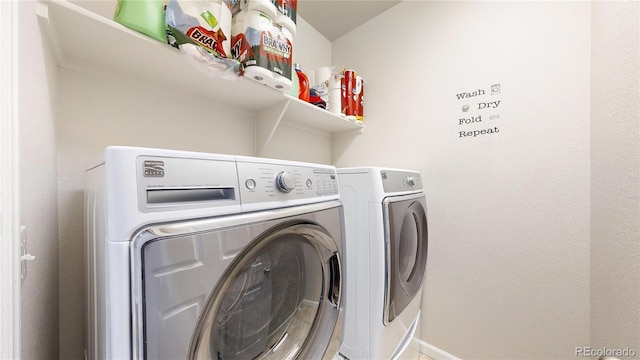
[36,0,363,154]
[283,95,364,133]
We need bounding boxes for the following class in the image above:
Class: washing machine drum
[138,218,342,360]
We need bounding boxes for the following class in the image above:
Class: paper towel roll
[231,10,293,90]
[314,67,331,87]
[328,71,341,90]
[244,66,274,84]
[272,22,294,91]
[355,75,364,122]
[277,13,296,36]
[272,74,291,91]
[276,0,296,34]
[231,10,272,86]
[326,71,343,114]
[170,0,232,58]
[238,0,277,19]
[328,87,341,115]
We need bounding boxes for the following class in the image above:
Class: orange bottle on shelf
[295,64,310,102]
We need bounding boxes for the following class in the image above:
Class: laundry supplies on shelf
[231,10,293,91]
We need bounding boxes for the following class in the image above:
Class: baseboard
[414,339,461,360]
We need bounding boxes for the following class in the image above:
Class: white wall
[54,2,332,358]
[332,2,591,358]
[590,1,640,354]
[293,16,332,74]
[17,1,60,359]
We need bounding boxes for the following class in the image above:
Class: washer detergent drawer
[130,202,343,360]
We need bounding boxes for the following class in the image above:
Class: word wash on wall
[455,83,502,139]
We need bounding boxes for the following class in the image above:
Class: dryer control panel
[237,160,339,206]
[380,170,423,193]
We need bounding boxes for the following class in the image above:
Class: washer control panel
[135,155,239,213]
[237,160,339,205]
[275,171,297,193]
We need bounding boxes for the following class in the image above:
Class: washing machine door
[131,202,342,360]
[383,193,428,324]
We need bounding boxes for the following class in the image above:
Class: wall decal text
[456,83,503,139]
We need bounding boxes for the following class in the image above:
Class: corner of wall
[589,0,640,352]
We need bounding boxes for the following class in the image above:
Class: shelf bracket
[35,2,65,68]
[333,126,365,137]
[256,99,291,157]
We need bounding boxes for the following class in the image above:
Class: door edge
[0,0,21,358]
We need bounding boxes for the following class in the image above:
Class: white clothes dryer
[84,146,344,360]
[337,168,428,360]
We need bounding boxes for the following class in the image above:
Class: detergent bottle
[295,64,310,102]
[113,0,167,43]
[288,67,300,98]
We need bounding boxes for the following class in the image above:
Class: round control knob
[275,171,297,193]
[406,176,415,186]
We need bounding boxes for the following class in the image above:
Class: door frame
[0,0,21,358]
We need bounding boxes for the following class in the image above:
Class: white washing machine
[84,146,344,360]
[337,168,428,360]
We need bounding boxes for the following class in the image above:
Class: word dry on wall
[455,84,503,139]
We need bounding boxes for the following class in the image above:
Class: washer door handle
[328,253,341,309]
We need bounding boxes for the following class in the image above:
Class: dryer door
[383,193,428,324]
[131,203,343,360]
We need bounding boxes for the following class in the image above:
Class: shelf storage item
[36,0,363,156]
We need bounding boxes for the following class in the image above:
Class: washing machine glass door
[132,204,342,360]
[188,222,341,360]
[383,193,428,324]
